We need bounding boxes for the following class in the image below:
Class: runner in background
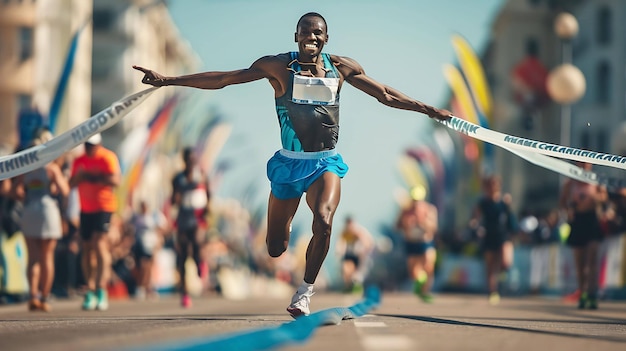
[69,133,121,311]
[336,215,374,294]
[127,200,169,300]
[469,175,517,305]
[170,147,211,308]
[559,162,607,309]
[396,189,438,303]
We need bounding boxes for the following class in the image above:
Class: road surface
[1,291,625,351]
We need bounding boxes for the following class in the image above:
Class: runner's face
[295,16,327,60]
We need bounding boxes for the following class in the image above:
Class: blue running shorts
[267,149,349,199]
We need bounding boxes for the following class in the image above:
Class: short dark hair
[182,147,194,161]
[297,12,327,31]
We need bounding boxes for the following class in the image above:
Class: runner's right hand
[133,65,169,87]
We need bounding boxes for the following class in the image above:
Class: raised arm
[133,55,280,90]
[333,55,451,121]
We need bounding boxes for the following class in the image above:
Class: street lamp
[547,12,586,147]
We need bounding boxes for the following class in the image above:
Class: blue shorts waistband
[278,148,337,159]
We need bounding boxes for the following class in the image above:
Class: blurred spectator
[52,152,82,298]
[559,162,607,309]
[109,221,136,300]
[518,209,562,246]
[603,188,626,235]
[470,175,517,305]
[335,215,374,294]
[170,147,211,308]
[533,210,563,245]
[11,129,70,312]
[69,133,121,311]
[126,200,169,300]
[396,194,439,303]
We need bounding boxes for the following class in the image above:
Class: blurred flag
[199,122,232,174]
[118,95,179,208]
[146,95,178,147]
[407,146,445,209]
[17,108,44,149]
[451,34,494,122]
[48,19,91,134]
[397,154,430,199]
[450,35,495,172]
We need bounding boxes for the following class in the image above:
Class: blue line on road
[130,286,381,351]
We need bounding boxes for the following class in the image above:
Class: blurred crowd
[0,129,309,311]
[1,129,626,312]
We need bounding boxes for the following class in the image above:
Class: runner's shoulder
[254,52,292,66]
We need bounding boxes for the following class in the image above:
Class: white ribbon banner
[438,116,626,188]
[0,87,159,181]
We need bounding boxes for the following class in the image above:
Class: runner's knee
[266,239,287,257]
[312,211,333,237]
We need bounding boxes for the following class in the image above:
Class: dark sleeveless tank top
[274,52,340,152]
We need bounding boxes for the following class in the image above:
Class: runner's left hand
[424,106,452,121]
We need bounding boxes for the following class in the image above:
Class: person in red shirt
[69,133,121,311]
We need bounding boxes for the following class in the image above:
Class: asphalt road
[1,291,625,351]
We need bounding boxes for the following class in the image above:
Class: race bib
[181,188,208,209]
[292,75,339,105]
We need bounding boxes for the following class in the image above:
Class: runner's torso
[274,52,341,152]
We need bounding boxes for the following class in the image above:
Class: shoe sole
[287,307,309,319]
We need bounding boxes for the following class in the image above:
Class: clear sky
[167,0,505,235]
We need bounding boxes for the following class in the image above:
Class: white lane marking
[355,316,415,350]
[361,335,415,350]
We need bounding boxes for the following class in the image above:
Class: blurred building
[449,0,625,215]
[91,0,200,151]
[0,0,199,155]
[0,0,93,152]
[570,1,626,173]
[483,0,563,213]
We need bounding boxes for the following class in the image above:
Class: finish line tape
[0,87,158,181]
[131,287,381,351]
[438,116,626,188]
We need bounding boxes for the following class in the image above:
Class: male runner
[134,12,451,317]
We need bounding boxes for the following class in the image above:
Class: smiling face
[295,14,328,61]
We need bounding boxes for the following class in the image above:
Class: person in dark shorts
[559,162,607,309]
[69,133,121,311]
[470,175,517,305]
[396,193,438,303]
[171,147,211,308]
[336,216,374,294]
[134,12,451,317]
[128,200,169,300]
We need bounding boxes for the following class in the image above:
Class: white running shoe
[287,289,314,318]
